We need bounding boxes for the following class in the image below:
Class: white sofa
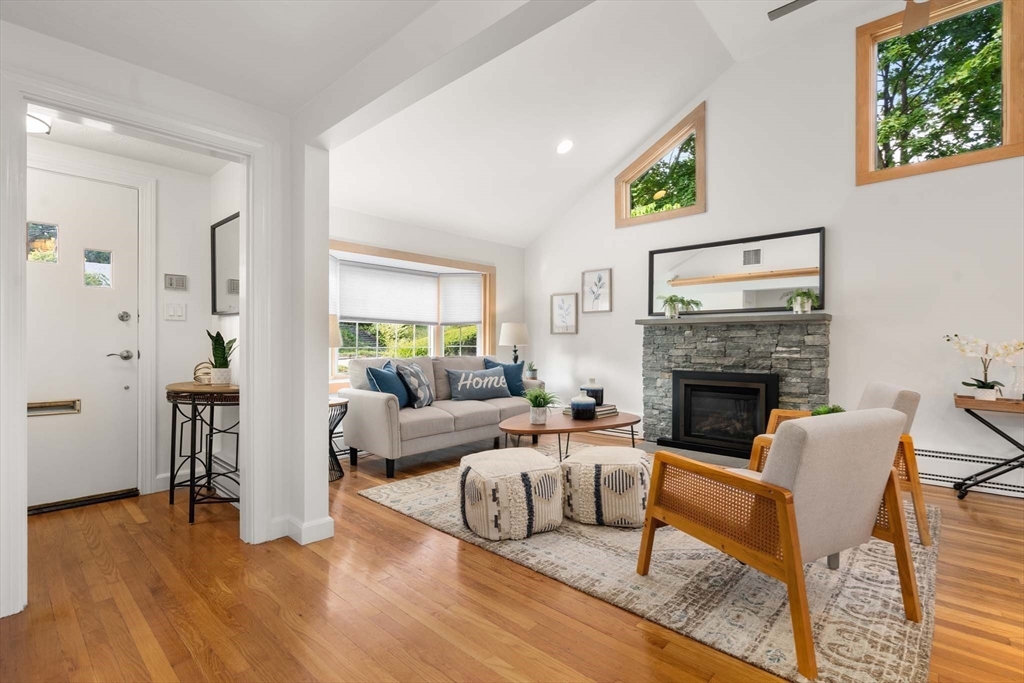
[339,356,544,477]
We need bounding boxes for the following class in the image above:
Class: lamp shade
[329,314,342,348]
[498,322,529,347]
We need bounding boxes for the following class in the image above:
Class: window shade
[439,273,483,325]
[331,258,439,325]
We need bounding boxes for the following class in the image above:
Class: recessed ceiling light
[556,139,573,154]
[26,113,51,135]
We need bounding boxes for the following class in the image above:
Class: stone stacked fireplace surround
[640,313,831,446]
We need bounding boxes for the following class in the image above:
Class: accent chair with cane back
[750,382,931,546]
[637,409,922,680]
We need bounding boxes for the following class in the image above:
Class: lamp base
[512,345,519,364]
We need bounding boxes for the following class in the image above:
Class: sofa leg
[827,553,840,570]
[493,437,500,449]
[386,459,395,478]
[349,447,358,467]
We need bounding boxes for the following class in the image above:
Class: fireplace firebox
[658,371,779,459]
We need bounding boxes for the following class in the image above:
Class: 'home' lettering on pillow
[457,373,507,391]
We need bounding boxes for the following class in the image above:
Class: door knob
[107,350,134,360]
[118,311,132,322]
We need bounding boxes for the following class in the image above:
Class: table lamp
[498,322,529,363]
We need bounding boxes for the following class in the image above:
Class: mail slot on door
[27,399,81,417]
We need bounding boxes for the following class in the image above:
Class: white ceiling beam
[293,0,592,148]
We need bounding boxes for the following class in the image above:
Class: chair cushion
[484,358,526,397]
[398,405,454,440]
[431,400,500,430]
[445,367,511,401]
[396,362,435,409]
[366,362,410,408]
[856,382,921,433]
[484,396,530,421]
[433,357,486,400]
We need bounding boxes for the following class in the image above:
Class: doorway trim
[27,152,158,495]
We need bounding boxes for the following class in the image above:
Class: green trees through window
[443,324,478,357]
[875,2,1003,168]
[628,133,696,217]
[336,322,429,374]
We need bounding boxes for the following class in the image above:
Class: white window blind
[331,258,439,325]
[439,273,483,325]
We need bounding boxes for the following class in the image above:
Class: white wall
[330,207,527,362]
[525,11,1024,488]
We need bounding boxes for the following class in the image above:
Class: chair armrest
[749,434,775,472]
[337,388,401,459]
[523,378,545,392]
[767,409,811,434]
[648,450,792,572]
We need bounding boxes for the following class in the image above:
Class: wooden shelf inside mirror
[668,267,820,288]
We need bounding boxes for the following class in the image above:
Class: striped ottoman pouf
[561,447,651,528]
[459,448,563,541]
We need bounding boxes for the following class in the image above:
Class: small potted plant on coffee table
[523,387,560,425]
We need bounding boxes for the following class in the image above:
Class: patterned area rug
[359,443,939,683]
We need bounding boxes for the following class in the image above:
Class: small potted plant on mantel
[525,361,538,380]
[658,295,702,318]
[783,289,820,314]
[944,334,1022,400]
[523,387,560,425]
[206,330,237,385]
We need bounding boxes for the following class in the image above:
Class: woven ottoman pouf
[459,448,563,540]
[561,447,651,528]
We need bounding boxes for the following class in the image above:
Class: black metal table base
[510,424,636,461]
[167,394,240,523]
[328,402,348,482]
[953,408,1024,499]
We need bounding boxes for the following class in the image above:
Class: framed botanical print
[550,293,578,334]
[581,268,612,313]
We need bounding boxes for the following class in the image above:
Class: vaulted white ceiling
[0,0,432,113]
[330,0,734,248]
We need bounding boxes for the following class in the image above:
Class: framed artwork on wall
[581,268,612,313]
[550,293,578,334]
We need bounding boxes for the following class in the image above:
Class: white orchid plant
[943,334,1024,390]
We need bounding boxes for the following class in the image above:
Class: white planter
[974,387,999,401]
[525,370,538,380]
[210,367,232,385]
[792,298,812,314]
[530,407,548,425]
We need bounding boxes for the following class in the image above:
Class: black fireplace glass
[686,387,760,445]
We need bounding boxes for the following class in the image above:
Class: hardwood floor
[2,433,1022,683]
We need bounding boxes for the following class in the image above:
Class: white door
[26,168,139,507]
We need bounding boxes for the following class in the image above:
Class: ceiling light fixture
[26,113,51,135]
[556,139,573,154]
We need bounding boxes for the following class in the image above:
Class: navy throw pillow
[366,361,410,408]
[484,358,526,397]
[445,366,511,401]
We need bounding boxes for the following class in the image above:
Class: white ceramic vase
[530,406,548,425]
[793,298,812,314]
[974,387,999,401]
[210,367,232,385]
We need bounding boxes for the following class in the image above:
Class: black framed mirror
[648,227,825,316]
[211,212,240,316]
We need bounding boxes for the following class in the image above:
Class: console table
[951,394,1024,499]
[166,382,240,523]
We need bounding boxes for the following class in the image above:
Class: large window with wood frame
[856,0,1023,185]
[615,102,706,228]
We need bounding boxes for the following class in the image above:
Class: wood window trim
[855,0,1024,186]
[328,239,497,356]
[614,101,706,228]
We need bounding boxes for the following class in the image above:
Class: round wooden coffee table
[499,411,641,460]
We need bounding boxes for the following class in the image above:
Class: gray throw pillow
[445,366,511,401]
[396,362,435,408]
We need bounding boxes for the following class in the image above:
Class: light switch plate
[164,302,187,321]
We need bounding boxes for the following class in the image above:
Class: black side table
[328,397,348,481]
[951,394,1024,499]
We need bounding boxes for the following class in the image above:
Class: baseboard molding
[272,515,335,545]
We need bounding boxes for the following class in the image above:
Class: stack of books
[563,404,619,419]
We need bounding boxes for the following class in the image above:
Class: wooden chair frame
[750,409,932,546]
[637,450,921,680]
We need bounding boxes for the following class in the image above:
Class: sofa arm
[523,378,546,392]
[337,388,401,459]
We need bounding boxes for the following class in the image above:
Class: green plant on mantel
[811,404,846,416]
[523,387,559,408]
[207,330,237,369]
[783,289,820,308]
[658,295,702,312]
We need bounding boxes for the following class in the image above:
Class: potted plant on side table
[207,330,237,385]
[525,361,538,380]
[523,387,560,425]
[943,333,1020,400]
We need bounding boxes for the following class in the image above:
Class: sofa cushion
[446,367,511,401]
[366,362,410,408]
[431,400,500,430]
[484,358,526,397]
[396,362,435,408]
[484,396,531,421]
[398,406,454,440]
[349,356,435,394]
[433,357,486,400]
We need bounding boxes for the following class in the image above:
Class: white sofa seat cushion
[431,400,500,431]
[398,406,454,440]
[484,396,530,421]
